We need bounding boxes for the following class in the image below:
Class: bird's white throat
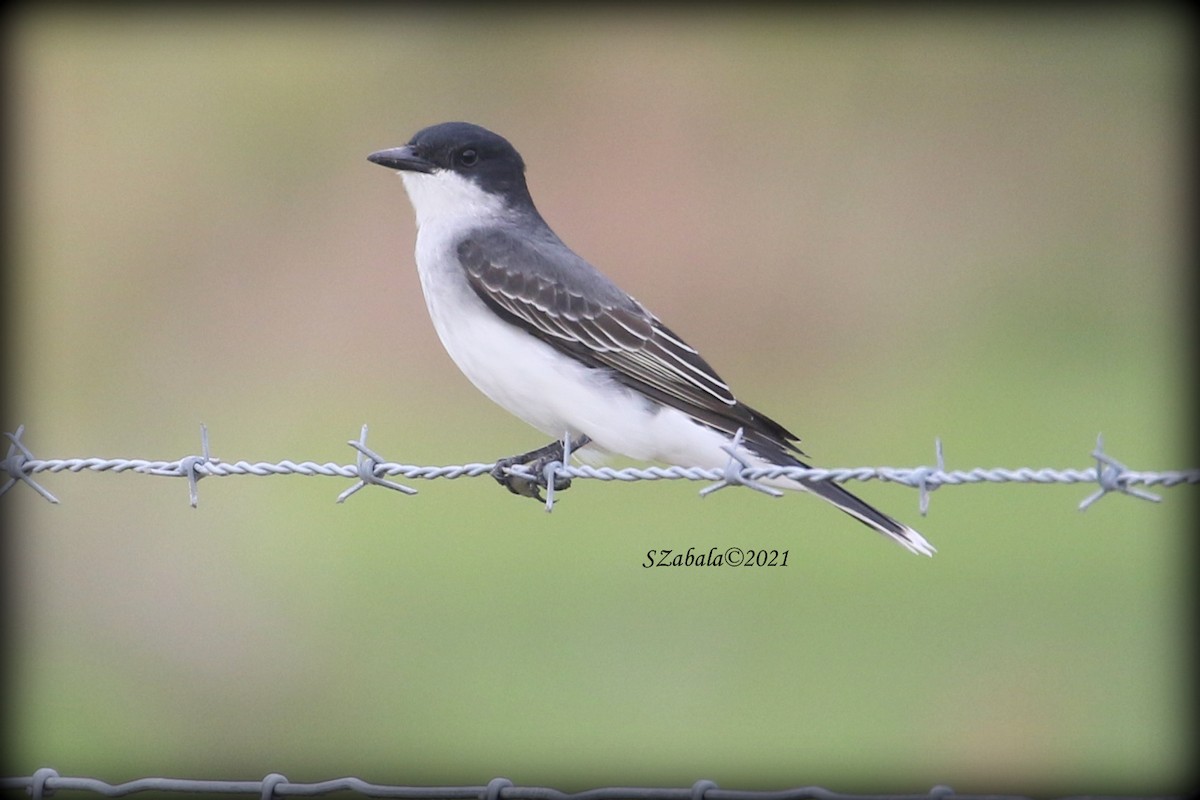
[399,170,507,230]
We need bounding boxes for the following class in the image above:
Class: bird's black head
[368,121,531,203]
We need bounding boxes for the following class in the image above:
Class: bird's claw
[490,435,590,503]
[491,455,572,501]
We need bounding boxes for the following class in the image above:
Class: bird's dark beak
[367,145,435,174]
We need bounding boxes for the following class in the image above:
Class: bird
[367,121,935,556]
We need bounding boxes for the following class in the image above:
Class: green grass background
[5,7,1192,795]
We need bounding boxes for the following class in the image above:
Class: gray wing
[456,227,803,457]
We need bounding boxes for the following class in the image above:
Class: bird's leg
[491,434,592,501]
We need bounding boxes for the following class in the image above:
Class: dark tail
[795,473,936,556]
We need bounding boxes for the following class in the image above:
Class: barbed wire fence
[2,424,1196,513]
[5,436,1192,800]
[0,770,1185,800]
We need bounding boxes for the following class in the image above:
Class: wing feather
[455,230,804,458]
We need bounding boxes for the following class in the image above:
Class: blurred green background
[4,7,1192,795]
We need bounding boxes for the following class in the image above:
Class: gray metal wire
[0,770,1179,800]
[2,424,1196,514]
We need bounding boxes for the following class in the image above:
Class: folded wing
[456,228,803,462]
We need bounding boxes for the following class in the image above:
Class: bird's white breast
[400,171,602,438]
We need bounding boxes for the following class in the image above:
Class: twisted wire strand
[0,769,1118,800]
[3,424,1196,510]
[14,458,1200,487]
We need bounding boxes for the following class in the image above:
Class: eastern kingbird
[368,122,935,556]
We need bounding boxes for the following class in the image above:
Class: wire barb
[1,425,60,504]
[691,779,719,800]
[536,431,575,512]
[910,437,945,517]
[337,425,418,502]
[141,423,219,507]
[28,767,59,800]
[1078,433,1163,511]
[260,774,288,800]
[698,428,785,499]
[484,777,514,800]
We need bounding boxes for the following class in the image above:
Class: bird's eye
[458,148,479,167]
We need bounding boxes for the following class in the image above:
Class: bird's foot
[490,435,591,502]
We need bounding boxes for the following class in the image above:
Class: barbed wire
[2,424,1196,515]
[0,770,1180,800]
